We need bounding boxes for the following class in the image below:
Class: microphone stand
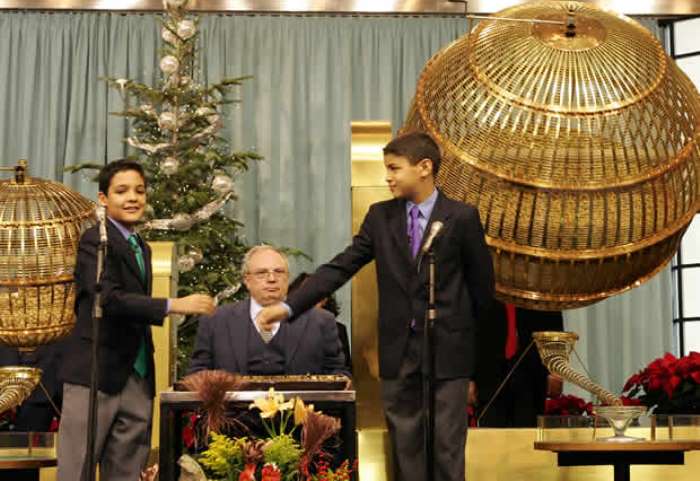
[422,247,437,481]
[83,232,107,481]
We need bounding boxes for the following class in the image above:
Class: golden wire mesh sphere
[0,161,94,348]
[404,1,700,310]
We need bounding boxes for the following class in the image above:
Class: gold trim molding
[0,0,698,15]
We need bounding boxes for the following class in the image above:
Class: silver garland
[142,192,232,231]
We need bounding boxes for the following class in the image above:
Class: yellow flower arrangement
[293,397,315,426]
[249,388,294,419]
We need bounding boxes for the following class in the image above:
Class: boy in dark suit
[257,132,495,481]
[57,159,215,481]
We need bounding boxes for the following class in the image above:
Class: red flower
[239,463,257,481]
[622,352,700,413]
[623,373,642,392]
[545,395,592,416]
[261,463,281,481]
[49,416,59,432]
[182,413,199,449]
[665,375,682,399]
[620,396,642,406]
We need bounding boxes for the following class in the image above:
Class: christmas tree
[71,0,261,373]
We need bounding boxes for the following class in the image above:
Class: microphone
[421,221,444,254]
[96,205,108,245]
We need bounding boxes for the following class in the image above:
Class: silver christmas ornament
[159,55,180,75]
[177,20,196,40]
[211,174,234,195]
[161,157,180,175]
[177,255,196,273]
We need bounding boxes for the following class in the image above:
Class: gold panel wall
[350,121,394,481]
[149,241,178,448]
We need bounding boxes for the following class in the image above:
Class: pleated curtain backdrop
[0,11,673,393]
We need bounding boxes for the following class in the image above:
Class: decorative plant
[184,388,354,481]
[544,394,594,416]
[623,352,700,414]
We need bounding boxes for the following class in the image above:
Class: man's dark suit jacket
[287,190,495,380]
[60,222,168,397]
[474,300,564,426]
[188,299,350,377]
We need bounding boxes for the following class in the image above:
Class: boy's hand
[170,294,216,316]
[256,303,290,331]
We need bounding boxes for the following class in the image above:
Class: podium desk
[159,390,356,481]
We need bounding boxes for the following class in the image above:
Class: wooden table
[535,441,700,481]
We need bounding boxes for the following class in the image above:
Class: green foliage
[198,432,247,480]
[263,434,303,481]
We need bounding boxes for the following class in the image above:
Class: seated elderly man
[188,245,349,377]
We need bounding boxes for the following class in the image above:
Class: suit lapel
[387,199,413,294]
[107,222,147,292]
[417,191,452,274]
[284,311,309,369]
[228,300,251,374]
[143,241,153,294]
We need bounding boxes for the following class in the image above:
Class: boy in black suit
[257,132,494,481]
[58,159,215,481]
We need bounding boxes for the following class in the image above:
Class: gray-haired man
[188,245,350,378]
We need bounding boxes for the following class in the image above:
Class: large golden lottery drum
[0,161,94,348]
[404,1,700,310]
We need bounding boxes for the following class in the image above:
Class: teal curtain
[0,11,673,390]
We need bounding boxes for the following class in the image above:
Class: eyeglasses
[247,268,289,280]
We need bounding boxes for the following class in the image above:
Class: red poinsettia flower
[620,396,642,406]
[545,395,593,416]
[623,373,642,392]
[622,352,700,413]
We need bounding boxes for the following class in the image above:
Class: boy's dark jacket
[287,190,495,380]
[60,222,167,397]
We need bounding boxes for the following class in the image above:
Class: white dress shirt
[250,297,281,339]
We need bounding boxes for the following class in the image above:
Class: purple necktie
[408,205,422,258]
